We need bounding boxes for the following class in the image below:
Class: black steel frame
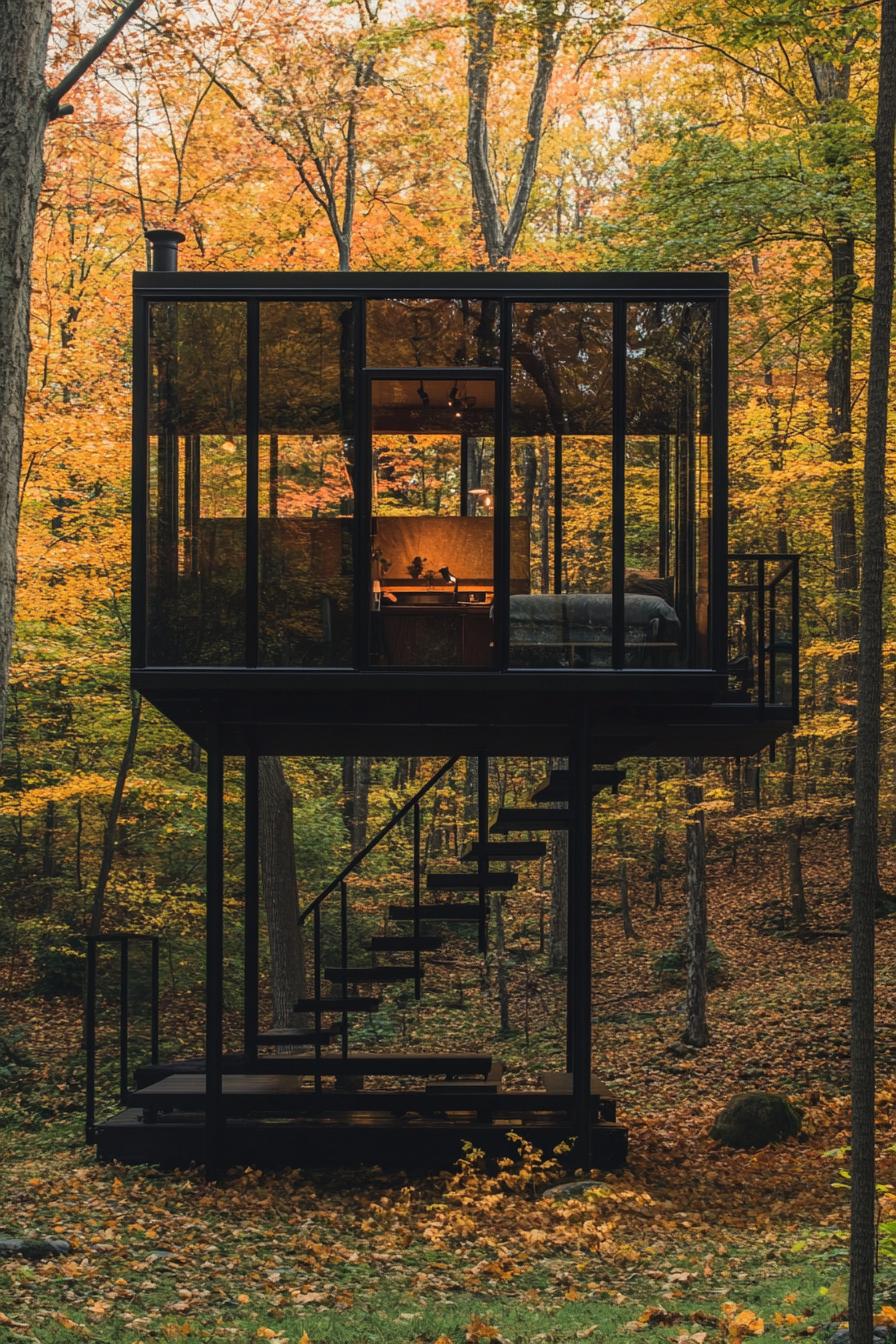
[85,932,159,1143]
[132,270,730,680]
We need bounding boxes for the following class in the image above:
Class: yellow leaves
[721,1303,765,1338]
[51,1315,88,1334]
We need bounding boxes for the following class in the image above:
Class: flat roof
[133,270,729,299]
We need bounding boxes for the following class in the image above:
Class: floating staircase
[286,760,625,1069]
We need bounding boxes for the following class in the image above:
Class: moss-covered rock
[710,1092,802,1149]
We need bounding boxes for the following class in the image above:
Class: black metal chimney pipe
[145,229,186,272]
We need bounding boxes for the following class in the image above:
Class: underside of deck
[133,667,792,758]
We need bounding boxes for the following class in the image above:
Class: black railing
[727,553,799,720]
[85,933,159,1143]
[298,755,462,1068]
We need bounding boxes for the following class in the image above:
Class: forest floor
[2,832,896,1344]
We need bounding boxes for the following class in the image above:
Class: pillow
[624,571,675,605]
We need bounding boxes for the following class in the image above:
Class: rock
[827,1328,894,1344]
[541,1180,607,1202]
[710,1092,802,1149]
[0,1238,71,1259]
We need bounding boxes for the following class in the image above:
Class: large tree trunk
[0,3,52,756]
[808,55,860,652]
[259,757,307,1028]
[465,0,566,268]
[781,734,808,927]
[88,692,142,935]
[849,1,895,1335]
[682,757,709,1047]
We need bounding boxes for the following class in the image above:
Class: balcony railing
[727,553,799,720]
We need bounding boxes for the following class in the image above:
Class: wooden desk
[375,604,494,667]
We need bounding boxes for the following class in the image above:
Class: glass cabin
[135,272,729,678]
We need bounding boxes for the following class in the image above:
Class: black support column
[243,749,259,1065]
[205,731,225,1177]
[569,710,593,1170]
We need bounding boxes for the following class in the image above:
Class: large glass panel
[626,302,712,666]
[147,301,247,665]
[370,377,496,667]
[258,301,354,666]
[509,302,613,667]
[366,298,499,367]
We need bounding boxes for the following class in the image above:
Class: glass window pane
[147,301,247,665]
[626,302,712,666]
[510,302,613,668]
[258,301,355,666]
[370,377,496,668]
[366,298,499,367]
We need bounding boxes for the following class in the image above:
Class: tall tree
[259,757,307,1028]
[848,0,895,1334]
[466,0,571,268]
[683,757,709,1047]
[0,0,148,757]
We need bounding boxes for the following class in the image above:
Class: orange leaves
[464,1317,503,1342]
[721,1303,765,1338]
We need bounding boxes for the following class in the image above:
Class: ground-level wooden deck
[94,1065,627,1170]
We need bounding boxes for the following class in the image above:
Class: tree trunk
[682,757,709,1047]
[465,0,566,267]
[0,3,52,755]
[259,757,307,1029]
[849,1,895,1335]
[619,858,636,938]
[782,733,808,926]
[88,692,142,935]
[342,755,371,853]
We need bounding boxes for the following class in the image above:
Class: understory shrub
[653,936,726,988]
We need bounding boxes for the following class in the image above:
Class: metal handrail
[298,755,460,923]
[727,553,799,719]
[85,932,160,1143]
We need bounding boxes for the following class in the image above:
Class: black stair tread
[531,768,625,803]
[462,841,548,861]
[389,902,482,921]
[491,807,571,832]
[427,871,517,890]
[133,1054,495,1089]
[293,995,381,1013]
[366,934,443,952]
[257,1027,336,1046]
[324,965,419,983]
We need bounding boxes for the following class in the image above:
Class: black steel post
[246,301,260,667]
[611,302,626,669]
[205,735,225,1177]
[85,938,97,1143]
[757,558,766,712]
[150,937,160,1066]
[340,881,349,1058]
[477,755,489,954]
[570,713,593,1170]
[791,556,800,724]
[413,801,422,999]
[553,432,563,595]
[313,905,323,1092]
[119,938,129,1106]
[244,751,259,1065]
